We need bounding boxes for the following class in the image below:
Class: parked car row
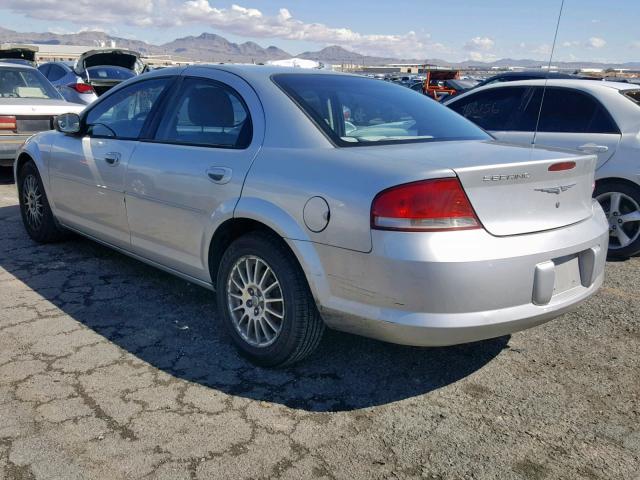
[38,49,144,105]
[1,44,145,105]
[14,66,609,366]
[0,46,146,163]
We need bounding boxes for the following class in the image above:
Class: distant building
[27,44,92,63]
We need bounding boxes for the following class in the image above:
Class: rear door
[124,69,263,281]
[447,86,537,145]
[533,87,621,168]
[49,76,172,248]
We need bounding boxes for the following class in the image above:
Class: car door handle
[578,143,609,154]
[206,167,232,184]
[104,152,121,166]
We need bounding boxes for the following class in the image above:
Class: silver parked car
[446,80,640,257]
[0,62,84,167]
[37,61,99,105]
[15,66,608,366]
[38,49,143,105]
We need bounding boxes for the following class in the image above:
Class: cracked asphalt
[0,167,638,480]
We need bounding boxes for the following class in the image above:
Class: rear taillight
[68,83,95,94]
[371,178,481,232]
[0,116,17,131]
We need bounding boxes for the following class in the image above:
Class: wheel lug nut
[254,308,259,315]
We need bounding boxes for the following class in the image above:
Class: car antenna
[532,0,565,147]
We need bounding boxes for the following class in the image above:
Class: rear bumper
[295,201,609,346]
[0,135,30,164]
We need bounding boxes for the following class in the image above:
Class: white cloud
[587,37,607,49]
[5,0,440,58]
[170,1,434,57]
[463,36,495,51]
[630,41,640,50]
[467,51,498,62]
[561,40,580,48]
[4,0,157,26]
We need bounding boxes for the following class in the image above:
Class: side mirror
[55,113,81,135]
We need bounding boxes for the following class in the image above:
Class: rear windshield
[622,90,640,106]
[273,74,490,147]
[0,67,61,99]
[86,66,135,81]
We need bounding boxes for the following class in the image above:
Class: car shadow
[0,203,509,412]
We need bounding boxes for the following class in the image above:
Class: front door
[124,69,263,281]
[49,77,172,248]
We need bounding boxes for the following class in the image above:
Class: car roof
[488,78,637,91]
[446,79,639,105]
[184,63,351,81]
[488,71,574,78]
[0,62,37,70]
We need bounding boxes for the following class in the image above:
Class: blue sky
[1,0,638,62]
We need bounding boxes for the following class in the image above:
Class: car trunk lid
[0,44,38,66]
[451,147,596,236]
[74,49,143,75]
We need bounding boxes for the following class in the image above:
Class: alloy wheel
[22,174,44,231]
[596,191,640,250]
[226,255,285,348]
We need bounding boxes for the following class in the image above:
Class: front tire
[216,231,325,367]
[18,161,67,243]
[595,181,640,258]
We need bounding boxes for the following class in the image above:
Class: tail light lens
[68,83,95,94]
[371,178,481,232]
[0,116,17,131]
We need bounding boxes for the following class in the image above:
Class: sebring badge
[483,173,530,181]
[534,183,576,195]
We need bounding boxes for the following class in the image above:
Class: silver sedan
[14,65,609,366]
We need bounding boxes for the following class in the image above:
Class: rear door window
[154,77,252,148]
[538,88,619,134]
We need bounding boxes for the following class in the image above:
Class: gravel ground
[0,167,638,480]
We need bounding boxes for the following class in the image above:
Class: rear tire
[216,231,325,367]
[594,181,640,258]
[17,161,68,243]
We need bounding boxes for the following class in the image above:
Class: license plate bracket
[553,254,582,295]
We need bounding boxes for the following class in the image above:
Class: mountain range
[1,26,638,69]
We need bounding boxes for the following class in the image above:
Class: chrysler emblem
[534,183,576,195]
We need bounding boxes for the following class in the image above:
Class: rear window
[0,67,61,99]
[622,90,640,106]
[86,66,135,81]
[273,74,490,147]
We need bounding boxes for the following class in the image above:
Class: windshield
[86,66,136,81]
[0,67,61,99]
[273,74,490,147]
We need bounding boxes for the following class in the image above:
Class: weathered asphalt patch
[0,169,638,479]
